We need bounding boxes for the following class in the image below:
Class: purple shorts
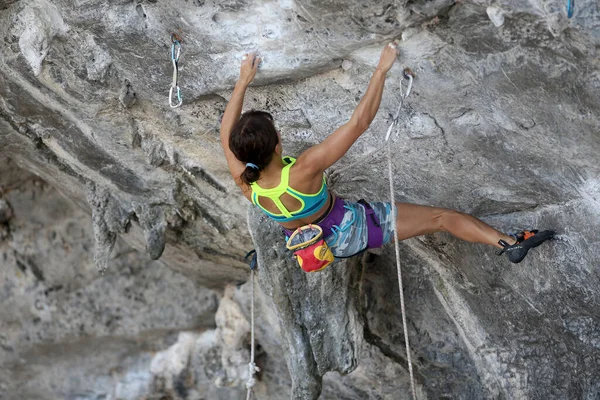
[283,197,395,258]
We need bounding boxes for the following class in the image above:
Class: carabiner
[245,249,258,270]
[169,85,182,108]
[385,68,415,142]
[401,68,414,98]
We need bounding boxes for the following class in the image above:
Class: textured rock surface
[249,212,365,398]
[0,157,211,397]
[1,0,600,399]
[0,157,291,399]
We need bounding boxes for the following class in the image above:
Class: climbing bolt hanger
[385,66,417,400]
[169,33,183,108]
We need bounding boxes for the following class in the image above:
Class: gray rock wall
[1,0,600,399]
[0,156,291,399]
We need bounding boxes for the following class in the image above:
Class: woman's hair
[229,110,279,185]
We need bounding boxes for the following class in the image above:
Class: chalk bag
[286,224,334,273]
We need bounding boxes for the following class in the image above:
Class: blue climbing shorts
[325,200,396,258]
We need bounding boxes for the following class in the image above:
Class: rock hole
[296,13,308,23]
[136,4,147,18]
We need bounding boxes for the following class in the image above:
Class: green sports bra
[250,157,328,223]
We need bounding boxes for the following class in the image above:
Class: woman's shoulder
[291,154,323,177]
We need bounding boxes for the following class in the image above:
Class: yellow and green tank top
[250,157,328,223]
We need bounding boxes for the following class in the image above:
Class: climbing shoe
[496,230,554,264]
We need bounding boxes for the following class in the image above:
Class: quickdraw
[567,0,574,18]
[385,68,415,141]
[244,249,260,400]
[169,33,183,108]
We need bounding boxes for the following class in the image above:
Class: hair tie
[246,162,259,170]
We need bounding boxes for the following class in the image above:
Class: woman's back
[245,156,332,229]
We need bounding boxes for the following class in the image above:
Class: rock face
[0,156,291,399]
[1,0,600,399]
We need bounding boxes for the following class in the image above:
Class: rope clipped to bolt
[386,66,417,400]
[385,67,413,141]
[244,249,260,400]
[169,33,183,108]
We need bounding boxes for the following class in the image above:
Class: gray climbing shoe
[496,230,555,263]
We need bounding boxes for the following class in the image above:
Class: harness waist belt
[282,195,344,238]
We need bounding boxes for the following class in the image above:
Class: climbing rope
[386,68,417,400]
[169,33,183,108]
[245,249,260,400]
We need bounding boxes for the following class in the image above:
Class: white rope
[386,142,416,400]
[245,244,260,399]
[386,69,417,400]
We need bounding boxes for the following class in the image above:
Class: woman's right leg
[394,203,514,249]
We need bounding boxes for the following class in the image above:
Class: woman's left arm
[220,54,261,181]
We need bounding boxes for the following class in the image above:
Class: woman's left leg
[393,202,515,249]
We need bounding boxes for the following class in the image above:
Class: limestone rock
[486,6,506,27]
[0,164,224,399]
[248,208,367,399]
[0,198,12,224]
[1,0,599,399]
[119,79,137,108]
[13,0,69,76]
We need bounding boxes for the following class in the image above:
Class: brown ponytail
[241,163,261,185]
[229,110,279,185]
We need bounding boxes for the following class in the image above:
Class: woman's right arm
[219,54,260,183]
[297,43,399,174]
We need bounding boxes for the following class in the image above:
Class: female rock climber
[219,42,553,268]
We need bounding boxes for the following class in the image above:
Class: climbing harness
[169,33,183,108]
[385,67,417,400]
[567,0,574,18]
[245,249,260,400]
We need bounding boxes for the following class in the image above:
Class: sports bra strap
[251,158,297,218]
[250,157,328,221]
